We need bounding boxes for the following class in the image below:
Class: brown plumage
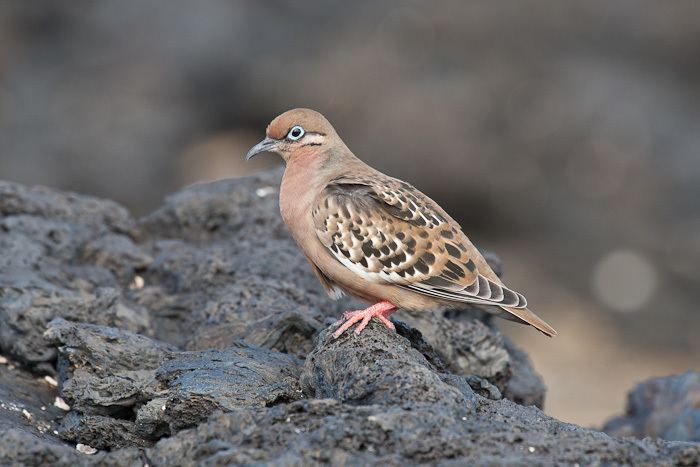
[246,108,556,338]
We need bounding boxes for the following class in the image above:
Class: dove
[246,108,556,338]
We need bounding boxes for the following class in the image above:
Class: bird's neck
[279,151,326,223]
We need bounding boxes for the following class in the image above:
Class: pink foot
[332,301,397,338]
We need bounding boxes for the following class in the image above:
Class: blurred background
[1,1,698,427]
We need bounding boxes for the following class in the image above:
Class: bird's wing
[312,176,527,309]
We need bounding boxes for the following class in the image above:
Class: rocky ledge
[0,170,698,466]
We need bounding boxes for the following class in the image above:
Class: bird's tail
[498,305,557,337]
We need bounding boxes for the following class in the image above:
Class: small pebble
[129,275,145,290]
[22,409,32,420]
[44,375,58,387]
[0,355,7,364]
[76,444,97,455]
[528,446,536,453]
[54,397,70,411]
[255,186,276,198]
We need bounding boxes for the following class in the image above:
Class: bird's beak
[245,137,278,160]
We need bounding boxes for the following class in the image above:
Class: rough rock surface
[45,318,302,447]
[604,371,700,442]
[300,321,477,410]
[0,354,64,440]
[1,171,699,465]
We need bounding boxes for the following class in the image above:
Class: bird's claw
[332,301,397,339]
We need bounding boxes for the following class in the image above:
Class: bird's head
[245,108,338,164]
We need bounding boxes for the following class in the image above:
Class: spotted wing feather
[312,177,527,309]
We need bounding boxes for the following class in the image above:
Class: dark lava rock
[137,399,699,466]
[300,320,476,410]
[59,412,152,450]
[399,309,546,407]
[134,169,346,352]
[0,181,151,373]
[45,319,302,447]
[1,171,699,465]
[45,318,174,417]
[0,429,90,467]
[0,354,64,441]
[502,338,547,407]
[604,371,700,442]
[182,278,326,358]
[152,343,303,432]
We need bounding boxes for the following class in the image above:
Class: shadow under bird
[246,108,556,338]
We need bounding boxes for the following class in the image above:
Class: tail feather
[499,305,557,337]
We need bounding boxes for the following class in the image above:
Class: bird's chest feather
[279,158,324,250]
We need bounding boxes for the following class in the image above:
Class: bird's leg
[332,301,397,338]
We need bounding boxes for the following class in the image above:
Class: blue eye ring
[287,125,305,141]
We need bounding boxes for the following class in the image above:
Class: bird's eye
[287,125,305,141]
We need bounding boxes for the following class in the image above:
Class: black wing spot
[442,270,460,281]
[359,257,368,268]
[414,259,430,274]
[445,243,461,258]
[421,252,436,265]
[465,259,476,272]
[392,252,406,265]
[419,231,429,239]
[396,232,405,240]
[445,260,465,278]
[441,230,454,239]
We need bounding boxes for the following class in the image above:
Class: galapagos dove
[246,108,556,338]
